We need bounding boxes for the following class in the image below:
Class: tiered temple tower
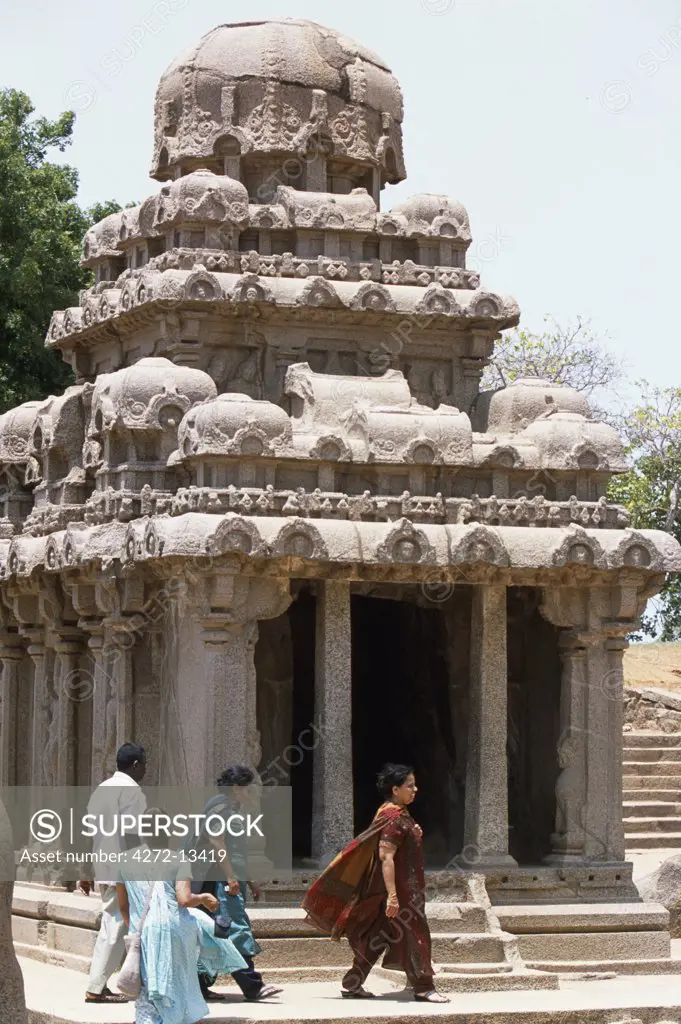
[1,19,679,909]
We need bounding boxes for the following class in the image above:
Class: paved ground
[20,957,681,1024]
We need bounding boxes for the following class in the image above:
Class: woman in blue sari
[117,829,247,1024]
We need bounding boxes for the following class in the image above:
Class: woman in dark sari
[302,764,449,1003]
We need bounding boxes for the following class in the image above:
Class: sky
[2,0,680,402]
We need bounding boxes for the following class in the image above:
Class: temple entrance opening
[350,588,469,868]
[507,587,562,864]
[256,582,562,868]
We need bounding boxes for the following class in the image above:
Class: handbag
[117,883,156,999]
[213,886,233,939]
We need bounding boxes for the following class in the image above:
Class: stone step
[251,903,487,937]
[494,902,669,935]
[13,940,91,974]
[623,815,681,833]
[11,887,488,938]
[18,955,681,1024]
[622,801,681,816]
[623,760,681,775]
[622,747,681,762]
[623,789,681,801]
[420,969,559,993]
[623,775,681,788]
[516,928,670,961]
[14,916,505,972]
[624,831,681,848]
[623,732,681,747]
[526,957,681,976]
[430,934,505,964]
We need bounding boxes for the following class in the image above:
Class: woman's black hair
[217,764,255,788]
[376,763,414,799]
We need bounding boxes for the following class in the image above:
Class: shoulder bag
[117,883,156,999]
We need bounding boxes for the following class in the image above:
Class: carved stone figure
[552,735,583,853]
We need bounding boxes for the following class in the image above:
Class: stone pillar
[53,634,83,786]
[89,615,136,784]
[202,616,257,779]
[311,581,353,865]
[107,618,134,751]
[545,631,588,862]
[0,636,23,786]
[25,633,48,786]
[577,630,628,862]
[604,635,627,861]
[87,625,108,786]
[462,584,516,866]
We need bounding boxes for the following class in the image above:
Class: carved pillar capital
[195,570,292,625]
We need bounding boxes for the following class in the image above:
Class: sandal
[341,988,376,999]
[203,990,227,1001]
[85,987,128,1004]
[414,990,450,1003]
[246,984,283,1001]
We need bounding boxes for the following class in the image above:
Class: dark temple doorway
[256,583,562,868]
[350,587,471,867]
[257,584,472,865]
[507,587,562,863]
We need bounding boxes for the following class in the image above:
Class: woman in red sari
[302,764,449,1003]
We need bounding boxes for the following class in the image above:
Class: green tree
[608,384,681,640]
[483,316,623,404]
[0,89,121,412]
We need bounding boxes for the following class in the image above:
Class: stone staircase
[624,732,681,849]
[14,880,681,992]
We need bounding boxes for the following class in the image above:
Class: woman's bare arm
[379,843,397,888]
[206,833,240,894]
[176,879,217,911]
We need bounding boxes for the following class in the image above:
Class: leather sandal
[341,987,376,999]
[85,987,128,1003]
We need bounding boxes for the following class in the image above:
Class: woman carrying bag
[116,812,247,1024]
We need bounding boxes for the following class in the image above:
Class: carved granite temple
[1,18,680,914]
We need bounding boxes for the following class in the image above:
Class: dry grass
[624,642,681,693]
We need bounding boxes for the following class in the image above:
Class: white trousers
[87,884,127,994]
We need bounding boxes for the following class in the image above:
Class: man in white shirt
[79,743,147,1004]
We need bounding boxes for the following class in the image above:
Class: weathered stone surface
[638,856,681,937]
[0,802,27,1023]
[625,687,681,733]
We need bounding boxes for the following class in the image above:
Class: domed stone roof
[90,358,217,434]
[151,18,405,189]
[518,411,627,472]
[139,169,250,236]
[389,194,471,240]
[486,378,591,434]
[178,393,292,457]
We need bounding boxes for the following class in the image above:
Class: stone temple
[5,16,681,985]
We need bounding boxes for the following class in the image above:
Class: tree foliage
[485,315,681,639]
[0,89,121,412]
[483,316,623,400]
[608,385,681,640]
